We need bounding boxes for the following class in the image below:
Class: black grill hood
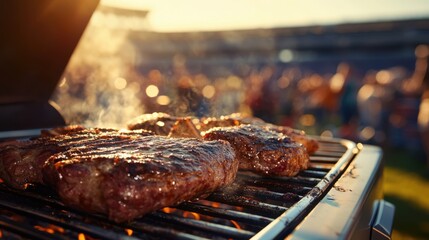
[0,1,99,131]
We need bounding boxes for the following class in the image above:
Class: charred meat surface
[43,136,237,222]
[198,113,264,132]
[199,113,319,154]
[167,118,201,139]
[127,112,201,138]
[0,128,154,189]
[0,128,237,222]
[202,124,309,176]
[127,112,178,135]
[264,124,319,155]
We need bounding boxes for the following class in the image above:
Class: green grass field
[383,148,429,240]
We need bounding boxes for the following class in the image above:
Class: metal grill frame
[253,138,357,239]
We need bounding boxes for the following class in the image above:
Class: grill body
[0,136,393,239]
[287,144,394,240]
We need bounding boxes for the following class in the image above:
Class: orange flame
[49,225,65,234]
[0,178,3,183]
[125,229,133,236]
[234,206,244,211]
[183,211,200,220]
[211,202,221,208]
[34,224,65,234]
[162,207,176,214]
[230,220,242,230]
[0,230,3,238]
[34,226,55,234]
[78,233,86,240]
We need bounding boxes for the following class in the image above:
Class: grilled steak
[198,113,265,132]
[127,112,314,176]
[129,112,318,154]
[264,125,319,155]
[127,112,179,135]
[0,128,237,222]
[43,136,237,222]
[127,112,201,138]
[0,128,154,189]
[199,113,319,154]
[202,124,309,176]
[168,118,201,139]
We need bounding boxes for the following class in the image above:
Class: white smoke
[51,9,145,129]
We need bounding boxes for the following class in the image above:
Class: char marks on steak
[0,127,237,222]
[128,112,316,176]
[127,112,178,135]
[199,113,319,154]
[0,128,154,189]
[127,112,201,138]
[168,118,201,139]
[202,124,309,176]
[265,125,319,155]
[43,136,237,222]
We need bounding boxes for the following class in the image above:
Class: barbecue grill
[0,1,395,239]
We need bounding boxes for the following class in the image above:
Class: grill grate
[0,138,357,240]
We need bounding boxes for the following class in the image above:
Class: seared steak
[264,124,319,155]
[127,112,201,138]
[127,112,178,135]
[0,128,237,222]
[127,112,314,176]
[199,113,265,132]
[129,112,318,154]
[199,113,319,154]
[0,128,153,189]
[167,118,201,139]
[202,124,309,176]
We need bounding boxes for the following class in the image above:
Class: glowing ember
[49,225,65,234]
[234,206,244,211]
[33,225,62,233]
[162,207,175,213]
[230,220,242,230]
[78,233,86,240]
[34,226,54,234]
[211,202,220,208]
[183,211,201,220]
[125,229,133,236]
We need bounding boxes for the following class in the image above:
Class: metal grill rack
[0,138,357,240]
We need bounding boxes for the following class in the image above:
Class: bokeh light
[113,77,127,90]
[146,84,159,97]
[156,95,171,105]
[202,85,216,99]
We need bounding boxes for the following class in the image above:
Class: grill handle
[371,200,395,240]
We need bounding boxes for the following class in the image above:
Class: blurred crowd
[243,45,429,166]
[54,42,429,167]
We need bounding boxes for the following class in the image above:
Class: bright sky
[102,0,429,32]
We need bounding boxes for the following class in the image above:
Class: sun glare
[100,0,429,32]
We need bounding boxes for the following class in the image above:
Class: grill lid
[0,1,99,131]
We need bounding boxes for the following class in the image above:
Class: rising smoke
[51,9,145,129]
